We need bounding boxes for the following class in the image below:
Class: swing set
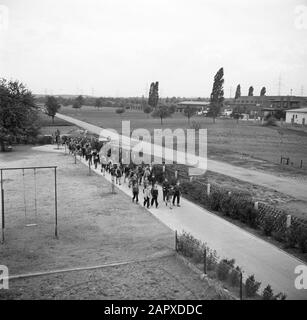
[0,166,58,244]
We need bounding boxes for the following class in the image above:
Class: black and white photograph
[0,0,307,306]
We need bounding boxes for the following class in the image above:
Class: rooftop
[286,107,307,113]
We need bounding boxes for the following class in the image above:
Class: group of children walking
[65,137,182,210]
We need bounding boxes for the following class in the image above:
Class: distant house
[176,101,210,113]
[285,107,307,125]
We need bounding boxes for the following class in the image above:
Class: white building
[285,107,307,125]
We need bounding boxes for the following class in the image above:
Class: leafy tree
[0,78,40,151]
[115,107,125,116]
[183,106,197,124]
[235,84,241,99]
[143,104,153,117]
[260,87,266,96]
[209,67,224,123]
[45,96,61,123]
[151,104,172,125]
[248,86,254,96]
[72,95,84,108]
[95,97,103,109]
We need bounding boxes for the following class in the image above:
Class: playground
[0,146,225,299]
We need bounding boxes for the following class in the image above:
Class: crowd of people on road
[64,136,182,210]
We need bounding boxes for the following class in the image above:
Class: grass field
[59,106,307,171]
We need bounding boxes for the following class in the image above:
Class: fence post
[207,183,211,196]
[74,152,77,164]
[190,176,193,182]
[286,215,291,228]
[300,160,303,168]
[175,170,178,179]
[240,272,243,300]
[254,201,259,210]
[203,248,207,275]
[175,230,178,252]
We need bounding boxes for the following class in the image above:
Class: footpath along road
[37,142,307,300]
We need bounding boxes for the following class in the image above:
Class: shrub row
[177,231,286,300]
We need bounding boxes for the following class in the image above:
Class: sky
[0,0,306,97]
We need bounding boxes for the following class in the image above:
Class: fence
[155,164,307,234]
[175,231,245,300]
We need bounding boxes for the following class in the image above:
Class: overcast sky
[0,0,306,97]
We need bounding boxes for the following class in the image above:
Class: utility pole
[278,74,282,96]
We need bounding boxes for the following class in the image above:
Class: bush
[262,285,287,300]
[262,285,274,300]
[297,227,307,253]
[263,215,275,236]
[216,259,235,281]
[177,232,205,263]
[206,249,219,271]
[245,275,261,297]
[284,225,297,248]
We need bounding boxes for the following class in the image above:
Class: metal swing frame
[1,166,58,244]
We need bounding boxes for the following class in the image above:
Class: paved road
[56,113,307,201]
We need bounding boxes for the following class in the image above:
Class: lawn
[59,106,307,171]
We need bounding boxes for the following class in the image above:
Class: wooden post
[240,272,243,300]
[203,248,207,275]
[286,215,291,228]
[54,167,58,239]
[254,201,259,210]
[175,230,178,251]
[175,170,178,179]
[207,183,211,196]
[1,170,4,244]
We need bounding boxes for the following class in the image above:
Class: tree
[115,107,125,116]
[148,81,159,108]
[95,97,103,109]
[183,106,197,124]
[151,104,172,125]
[45,96,61,123]
[0,78,40,151]
[209,67,224,123]
[235,84,241,99]
[72,95,84,108]
[143,104,153,117]
[248,86,254,96]
[260,87,266,96]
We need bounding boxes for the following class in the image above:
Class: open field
[0,146,226,300]
[59,106,307,172]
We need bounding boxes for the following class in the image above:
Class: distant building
[176,101,210,113]
[226,95,307,119]
[285,107,307,125]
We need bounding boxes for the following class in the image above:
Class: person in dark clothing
[172,181,181,207]
[93,150,100,169]
[162,178,170,203]
[151,184,159,208]
[132,182,139,204]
